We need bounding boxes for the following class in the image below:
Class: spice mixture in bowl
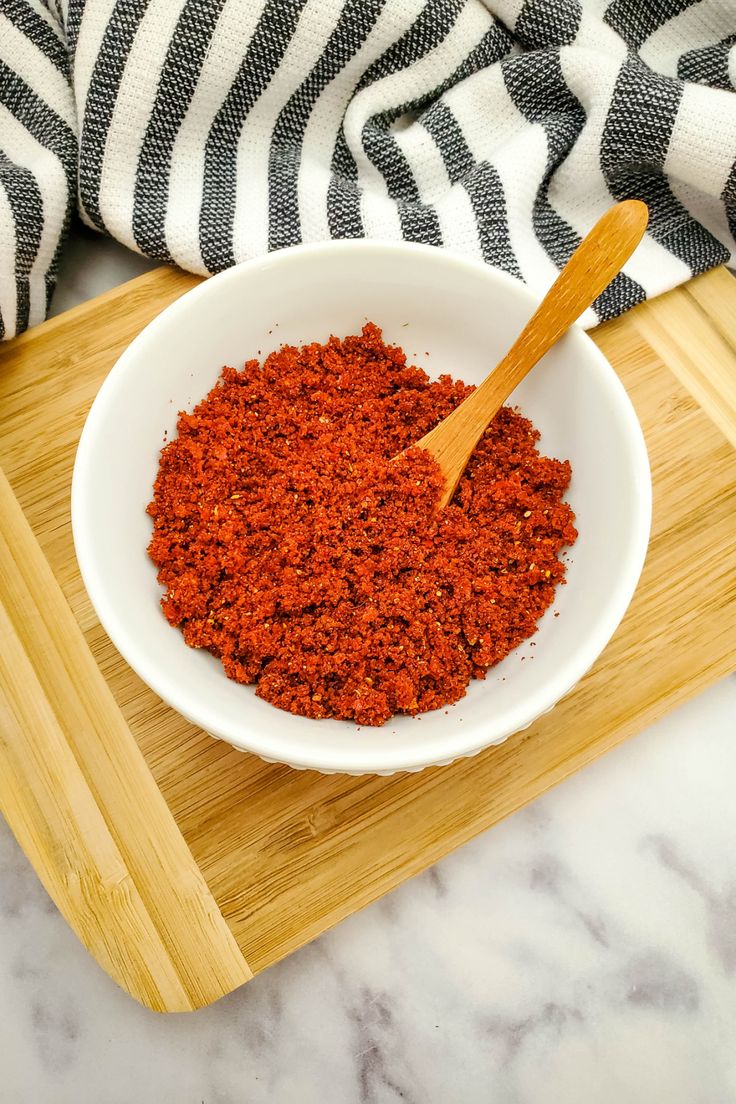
[72,241,651,774]
[148,324,577,727]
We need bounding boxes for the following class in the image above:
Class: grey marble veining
[2,228,735,1103]
[3,680,736,1103]
[49,221,159,316]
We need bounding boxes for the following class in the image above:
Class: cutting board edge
[1,264,735,1011]
[0,466,252,1012]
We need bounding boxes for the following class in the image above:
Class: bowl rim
[72,239,652,773]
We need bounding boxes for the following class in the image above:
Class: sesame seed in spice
[147,324,577,727]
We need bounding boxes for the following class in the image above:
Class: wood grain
[1,264,735,1009]
[0,473,251,1011]
[630,265,736,450]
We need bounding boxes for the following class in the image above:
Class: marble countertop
[2,224,736,1104]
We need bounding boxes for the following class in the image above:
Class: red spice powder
[147,324,577,726]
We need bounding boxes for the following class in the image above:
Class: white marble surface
[2,224,736,1103]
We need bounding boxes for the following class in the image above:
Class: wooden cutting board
[1,265,735,1013]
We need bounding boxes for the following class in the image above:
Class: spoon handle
[417,199,649,508]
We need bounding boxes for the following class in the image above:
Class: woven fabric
[1,0,735,339]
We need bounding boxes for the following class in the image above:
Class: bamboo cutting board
[1,265,735,1013]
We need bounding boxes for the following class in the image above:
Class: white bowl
[72,242,651,775]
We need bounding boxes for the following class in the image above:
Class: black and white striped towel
[2,0,736,341]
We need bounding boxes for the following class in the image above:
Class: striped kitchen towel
[1,0,735,341]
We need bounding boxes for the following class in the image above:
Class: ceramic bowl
[72,242,651,774]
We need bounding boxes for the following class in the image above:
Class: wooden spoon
[410,199,649,509]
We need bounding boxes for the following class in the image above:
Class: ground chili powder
[147,324,577,726]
